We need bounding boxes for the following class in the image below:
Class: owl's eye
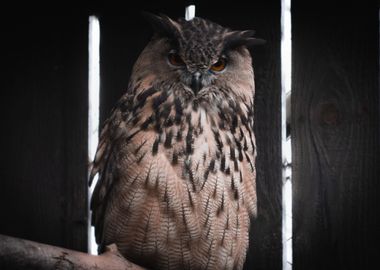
[168,52,185,66]
[210,57,227,72]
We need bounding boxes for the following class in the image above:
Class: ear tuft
[141,11,181,39]
[224,30,266,50]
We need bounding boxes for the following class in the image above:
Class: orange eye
[210,57,227,72]
[168,52,185,66]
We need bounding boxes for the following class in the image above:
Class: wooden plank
[292,2,380,269]
[0,14,88,251]
[61,15,89,251]
[98,1,282,269]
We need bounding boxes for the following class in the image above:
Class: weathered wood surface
[0,14,88,251]
[292,2,380,269]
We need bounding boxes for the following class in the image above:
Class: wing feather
[89,104,128,250]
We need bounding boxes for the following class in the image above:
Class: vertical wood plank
[99,1,282,269]
[61,16,90,251]
[0,13,88,251]
[292,2,380,269]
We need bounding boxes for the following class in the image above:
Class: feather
[223,30,266,50]
[141,11,182,39]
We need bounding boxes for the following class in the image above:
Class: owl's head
[131,13,264,107]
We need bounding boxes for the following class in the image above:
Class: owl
[90,13,262,270]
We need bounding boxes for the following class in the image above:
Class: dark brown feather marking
[204,211,211,227]
[234,159,239,172]
[172,151,178,165]
[245,153,255,172]
[213,177,218,198]
[186,126,194,154]
[126,129,141,143]
[231,114,238,133]
[136,151,147,164]
[136,87,157,107]
[240,114,248,126]
[181,204,189,231]
[195,161,200,171]
[132,116,140,125]
[213,131,223,153]
[231,176,236,191]
[144,164,152,187]
[204,240,214,269]
[205,220,212,239]
[134,140,148,154]
[130,174,140,186]
[204,194,212,213]
[176,129,183,141]
[184,160,196,192]
[174,98,183,124]
[192,99,199,111]
[236,215,240,238]
[234,189,239,200]
[220,155,226,172]
[243,136,248,151]
[140,115,154,130]
[201,168,210,190]
[164,116,174,127]
[209,159,215,173]
[159,103,171,120]
[152,137,160,155]
[119,101,129,113]
[163,182,169,211]
[154,173,160,189]
[164,130,173,148]
[221,193,225,212]
[230,146,236,161]
[221,227,227,245]
[152,91,168,110]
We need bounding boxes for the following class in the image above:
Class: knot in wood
[320,103,339,126]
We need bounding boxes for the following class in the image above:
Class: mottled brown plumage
[90,13,262,270]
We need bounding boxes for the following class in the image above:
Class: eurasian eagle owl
[90,13,262,270]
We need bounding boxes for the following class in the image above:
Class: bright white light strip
[185,5,196,21]
[281,0,292,269]
[88,15,100,255]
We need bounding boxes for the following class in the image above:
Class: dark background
[0,1,378,269]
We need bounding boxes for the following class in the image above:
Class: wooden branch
[0,234,145,270]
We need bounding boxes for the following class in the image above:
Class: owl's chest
[125,105,255,205]
[112,104,255,269]
[119,129,252,269]
[148,113,232,193]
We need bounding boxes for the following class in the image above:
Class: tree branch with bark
[0,234,146,270]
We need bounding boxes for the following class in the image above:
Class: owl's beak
[190,72,202,95]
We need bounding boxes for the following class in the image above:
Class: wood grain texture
[98,1,282,269]
[292,2,380,269]
[0,14,88,251]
